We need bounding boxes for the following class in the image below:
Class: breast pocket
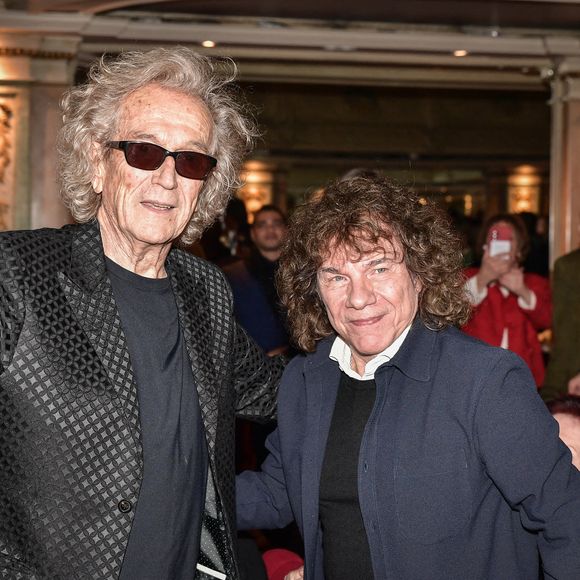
[394,449,471,544]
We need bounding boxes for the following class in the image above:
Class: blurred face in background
[251,209,287,256]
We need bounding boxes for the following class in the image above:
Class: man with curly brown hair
[237,176,580,580]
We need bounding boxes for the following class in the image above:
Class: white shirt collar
[329,324,412,380]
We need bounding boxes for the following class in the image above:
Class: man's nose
[346,278,376,309]
[152,156,178,189]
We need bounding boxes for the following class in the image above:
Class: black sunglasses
[106,141,217,180]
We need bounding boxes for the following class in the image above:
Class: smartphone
[489,239,511,257]
[487,223,513,257]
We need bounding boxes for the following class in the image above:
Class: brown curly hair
[277,176,471,352]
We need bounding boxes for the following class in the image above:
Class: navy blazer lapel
[301,340,341,555]
[58,221,142,451]
[166,253,219,455]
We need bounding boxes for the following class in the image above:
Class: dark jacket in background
[543,248,580,400]
[223,250,289,353]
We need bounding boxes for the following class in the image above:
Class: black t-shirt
[319,371,376,579]
[106,258,208,580]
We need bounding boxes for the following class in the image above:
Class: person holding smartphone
[462,213,551,386]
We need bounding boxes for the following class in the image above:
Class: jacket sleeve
[236,355,307,531]
[521,273,552,330]
[205,259,284,421]
[0,238,26,375]
[236,425,294,530]
[474,353,580,579]
[231,319,285,422]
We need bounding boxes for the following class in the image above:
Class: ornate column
[0,33,79,231]
[548,60,580,265]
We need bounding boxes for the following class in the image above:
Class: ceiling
[4,0,580,88]
[0,1,567,217]
[8,0,580,29]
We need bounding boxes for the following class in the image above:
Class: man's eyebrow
[319,266,341,274]
[127,133,209,151]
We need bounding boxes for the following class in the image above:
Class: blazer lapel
[301,344,341,562]
[166,254,219,455]
[58,221,142,452]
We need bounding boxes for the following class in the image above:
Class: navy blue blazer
[237,321,580,579]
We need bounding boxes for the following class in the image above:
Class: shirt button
[363,462,369,472]
[118,499,132,513]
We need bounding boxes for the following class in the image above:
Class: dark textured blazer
[543,248,580,400]
[0,221,283,580]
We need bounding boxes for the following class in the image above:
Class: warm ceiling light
[453,49,468,57]
[202,40,216,48]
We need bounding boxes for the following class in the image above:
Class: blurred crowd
[194,191,577,402]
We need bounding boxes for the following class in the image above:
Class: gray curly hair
[58,46,258,244]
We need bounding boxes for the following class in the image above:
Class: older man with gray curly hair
[0,47,283,580]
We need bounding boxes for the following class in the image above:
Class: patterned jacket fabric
[0,221,283,579]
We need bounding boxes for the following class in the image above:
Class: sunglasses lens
[115,141,216,180]
[125,142,165,171]
[176,151,217,180]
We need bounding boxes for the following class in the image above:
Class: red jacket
[462,268,551,386]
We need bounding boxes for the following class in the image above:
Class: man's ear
[412,273,423,294]
[90,142,105,194]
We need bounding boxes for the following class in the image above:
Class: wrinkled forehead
[319,233,402,267]
[116,84,215,142]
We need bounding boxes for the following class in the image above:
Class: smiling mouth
[142,201,175,210]
[349,315,383,326]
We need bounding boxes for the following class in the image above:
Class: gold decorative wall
[508,165,541,214]
[0,34,79,230]
[0,91,19,230]
[238,161,275,222]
